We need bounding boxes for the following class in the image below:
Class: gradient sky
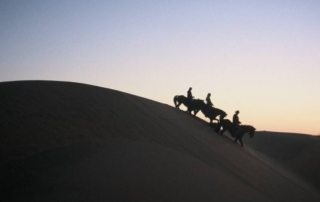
[1,0,320,135]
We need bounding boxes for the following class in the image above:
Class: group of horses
[173,95,256,147]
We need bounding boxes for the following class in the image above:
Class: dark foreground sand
[1,81,319,202]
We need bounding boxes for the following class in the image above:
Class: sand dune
[245,131,320,191]
[1,81,319,201]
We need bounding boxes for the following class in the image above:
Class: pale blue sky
[1,0,320,135]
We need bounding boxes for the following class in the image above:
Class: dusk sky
[1,0,320,135]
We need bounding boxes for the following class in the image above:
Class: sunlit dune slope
[1,81,319,202]
[245,131,320,191]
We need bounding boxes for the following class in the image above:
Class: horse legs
[175,102,181,108]
[212,124,220,133]
[239,138,244,147]
[219,128,226,135]
[187,107,193,114]
[220,129,224,135]
[209,117,218,124]
[234,137,244,147]
[234,137,237,143]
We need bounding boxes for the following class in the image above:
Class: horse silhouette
[194,99,227,124]
[174,96,227,123]
[173,95,199,115]
[218,119,255,147]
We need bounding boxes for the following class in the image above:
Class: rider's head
[208,93,211,96]
[189,87,192,90]
[235,110,239,114]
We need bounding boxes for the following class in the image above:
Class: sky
[1,0,320,135]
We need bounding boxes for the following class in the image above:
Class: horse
[173,95,199,115]
[194,100,227,124]
[218,119,255,147]
[173,96,227,123]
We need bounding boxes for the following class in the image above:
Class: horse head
[219,112,227,122]
[244,125,256,138]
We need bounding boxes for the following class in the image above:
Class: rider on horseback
[205,93,213,107]
[233,110,241,126]
[187,87,193,101]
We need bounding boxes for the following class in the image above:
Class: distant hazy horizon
[1,0,320,135]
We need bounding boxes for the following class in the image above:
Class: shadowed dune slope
[1,81,319,202]
[245,131,320,191]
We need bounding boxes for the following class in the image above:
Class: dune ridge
[1,80,319,201]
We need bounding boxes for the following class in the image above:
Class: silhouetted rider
[187,87,193,100]
[206,93,213,107]
[233,110,241,126]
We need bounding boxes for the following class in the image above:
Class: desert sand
[1,81,319,201]
[245,131,320,191]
